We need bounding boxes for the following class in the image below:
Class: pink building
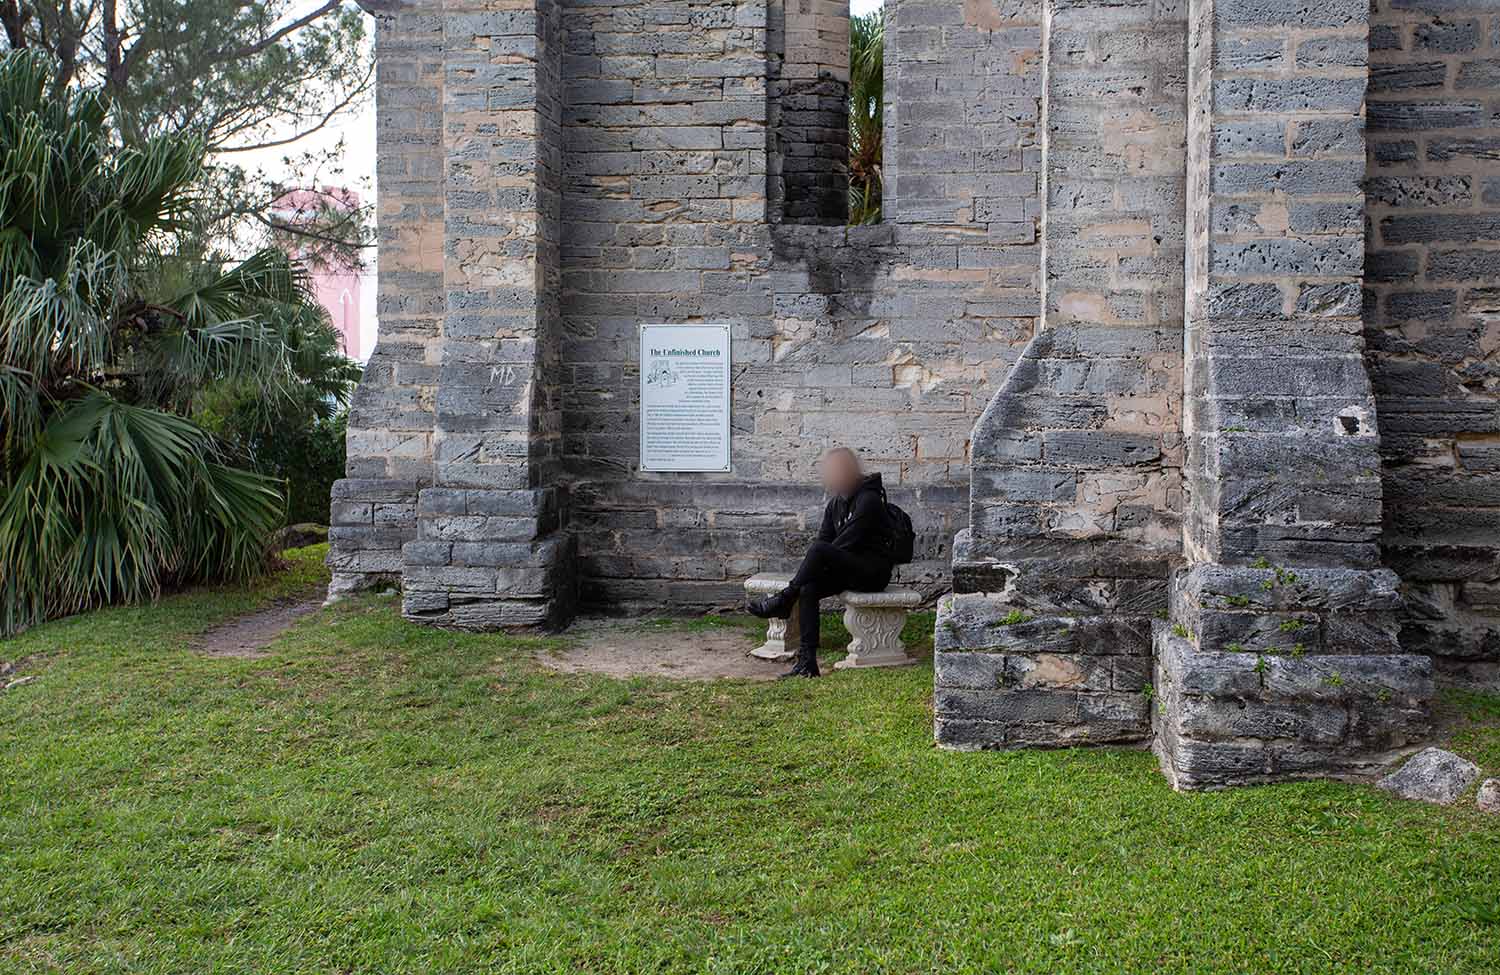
[271,187,373,361]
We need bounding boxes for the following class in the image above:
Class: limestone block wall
[1182,0,1381,569]
[559,0,1045,612]
[328,5,445,598]
[1364,0,1500,685]
[376,0,580,630]
[884,0,1043,229]
[335,0,1046,615]
[334,0,1498,746]
[768,0,851,222]
[933,0,1187,751]
[1154,0,1434,790]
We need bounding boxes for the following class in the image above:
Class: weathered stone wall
[933,0,1186,751]
[335,0,1496,771]
[557,0,782,611]
[1365,0,1500,685]
[1154,0,1434,790]
[769,0,851,222]
[327,5,444,598]
[557,0,1045,612]
[335,0,1045,614]
[884,0,1042,229]
[1183,0,1380,569]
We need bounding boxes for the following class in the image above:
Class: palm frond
[848,10,885,225]
[168,248,308,328]
[0,393,283,635]
[0,52,307,636]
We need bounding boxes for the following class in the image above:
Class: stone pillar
[327,3,446,601]
[1155,0,1432,788]
[769,0,849,223]
[400,0,576,630]
[934,0,1186,750]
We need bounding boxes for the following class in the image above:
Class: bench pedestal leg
[750,604,798,662]
[836,605,915,669]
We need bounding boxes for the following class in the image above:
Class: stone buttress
[934,0,1187,751]
[1153,0,1432,788]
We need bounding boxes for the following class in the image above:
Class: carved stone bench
[744,573,922,669]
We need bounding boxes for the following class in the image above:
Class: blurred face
[820,449,862,497]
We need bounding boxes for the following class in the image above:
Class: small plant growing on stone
[1290,643,1306,658]
[996,609,1033,626]
[1225,595,1251,608]
[1376,688,1393,704]
[1154,608,1169,620]
[1142,683,1155,703]
[1279,619,1305,632]
[1252,557,1272,570]
[1254,654,1270,687]
[1227,642,1247,654]
[1323,671,1344,688]
[1171,623,1190,639]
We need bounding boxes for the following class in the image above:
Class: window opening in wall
[849,3,885,224]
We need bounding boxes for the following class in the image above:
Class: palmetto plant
[0,50,340,636]
[848,9,884,225]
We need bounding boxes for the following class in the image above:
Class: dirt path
[196,593,325,658]
[539,617,789,681]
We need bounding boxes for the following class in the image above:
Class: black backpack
[883,495,916,565]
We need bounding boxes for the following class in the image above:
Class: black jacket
[818,473,894,562]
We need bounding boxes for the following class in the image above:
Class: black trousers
[788,541,892,651]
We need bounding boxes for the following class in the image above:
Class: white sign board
[639,323,732,473]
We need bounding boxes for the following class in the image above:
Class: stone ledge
[936,593,1153,657]
[1171,564,1405,656]
[844,589,923,609]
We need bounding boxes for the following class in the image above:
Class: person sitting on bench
[747,447,895,678]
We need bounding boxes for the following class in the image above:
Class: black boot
[748,587,796,620]
[779,644,821,679]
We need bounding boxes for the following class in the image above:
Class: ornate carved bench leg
[836,605,916,669]
[751,603,798,661]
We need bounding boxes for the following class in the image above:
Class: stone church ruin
[331,0,1500,788]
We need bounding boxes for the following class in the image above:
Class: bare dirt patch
[196,594,325,658]
[539,617,789,681]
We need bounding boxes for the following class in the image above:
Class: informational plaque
[638,323,732,472]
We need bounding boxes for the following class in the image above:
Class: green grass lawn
[2,547,1498,974]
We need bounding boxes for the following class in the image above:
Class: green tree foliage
[0,1,379,267]
[848,9,884,226]
[199,299,361,526]
[0,51,355,635]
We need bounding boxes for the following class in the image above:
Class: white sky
[227,2,377,194]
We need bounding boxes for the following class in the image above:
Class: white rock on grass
[1377,748,1480,806]
[1477,779,1500,815]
